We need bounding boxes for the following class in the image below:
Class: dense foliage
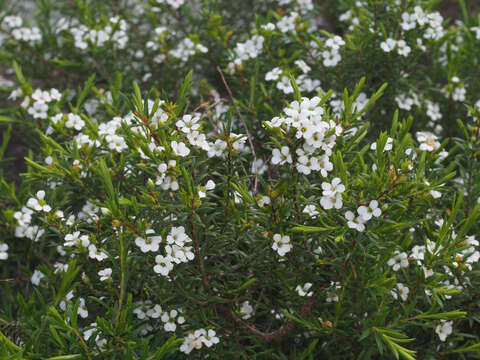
[1,0,480,359]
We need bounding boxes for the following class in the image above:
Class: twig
[115,229,127,330]
[218,293,318,343]
[189,212,211,293]
[217,66,259,195]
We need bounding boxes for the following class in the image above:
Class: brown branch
[189,212,211,293]
[218,293,318,343]
[217,66,259,196]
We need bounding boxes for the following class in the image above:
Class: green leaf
[458,0,469,23]
[291,225,335,232]
[0,125,12,160]
[415,310,466,320]
[295,339,319,360]
[45,355,82,360]
[147,335,182,360]
[226,277,258,294]
[0,331,21,353]
[176,70,194,116]
[75,74,96,111]
[289,73,302,102]
[447,342,480,354]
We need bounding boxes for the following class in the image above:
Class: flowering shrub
[1,0,480,359]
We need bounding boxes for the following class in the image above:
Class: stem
[219,293,318,343]
[217,66,259,195]
[115,229,127,329]
[189,212,211,293]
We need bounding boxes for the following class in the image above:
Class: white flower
[106,134,127,152]
[357,200,382,222]
[429,189,442,199]
[391,283,409,301]
[414,6,428,26]
[276,76,294,94]
[83,322,98,341]
[180,332,197,354]
[257,195,271,207]
[320,193,343,210]
[380,38,396,52]
[271,146,292,165]
[78,297,88,318]
[31,269,44,285]
[32,89,52,103]
[276,12,298,33]
[320,178,345,210]
[161,309,179,332]
[321,178,345,197]
[371,137,393,151]
[154,255,174,276]
[322,49,341,67]
[401,12,416,31]
[167,226,189,246]
[452,86,466,102]
[14,209,32,226]
[0,243,8,260]
[435,320,453,342]
[318,155,333,177]
[294,60,311,74]
[325,36,345,50]
[425,101,442,121]
[261,22,276,31]
[146,304,163,319]
[345,211,366,232]
[98,268,112,281]
[176,114,200,134]
[26,190,52,212]
[65,113,85,130]
[135,229,162,253]
[410,245,426,265]
[296,282,313,297]
[88,244,108,261]
[272,234,292,256]
[240,301,254,319]
[171,140,190,157]
[64,231,90,248]
[387,251,409,271]
[397,40,411,57]
[201,329,220,347]
[2,16,23,30]
[265,67,282,81]
[416,131,440,151]
[59,290,74,311]
[28,101,48,119]
[303,204,319,218]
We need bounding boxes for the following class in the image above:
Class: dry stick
[216,66,259,196]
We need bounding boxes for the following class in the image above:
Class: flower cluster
[344,200,382,232]
[2,0,480,358]
[153,226,194,276]
[57,16,128,50]
[267,96,341,177]
[2,15,41,44]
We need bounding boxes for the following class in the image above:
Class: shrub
[1,0,480,359]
